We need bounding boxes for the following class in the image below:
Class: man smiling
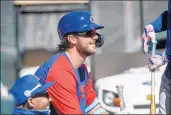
[34,11,109,114]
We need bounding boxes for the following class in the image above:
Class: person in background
[142,0,170,114]
[9,74,55,114]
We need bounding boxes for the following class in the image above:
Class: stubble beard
[77,44,97,57]
[83,46,96,56]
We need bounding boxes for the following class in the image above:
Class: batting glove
[142,24,155,53]
[148,52,169,71]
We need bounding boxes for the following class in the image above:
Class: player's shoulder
[48,52,73,71]
[47,69,77,83]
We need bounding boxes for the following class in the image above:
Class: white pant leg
[159,73,170,114]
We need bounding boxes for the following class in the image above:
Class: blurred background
[1,0,168,114]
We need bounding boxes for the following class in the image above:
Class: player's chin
[89,49,97,54]
[85,49,96,56]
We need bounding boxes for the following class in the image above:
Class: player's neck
[65,49,86,69]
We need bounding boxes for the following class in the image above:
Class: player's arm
[46,70,82,114]
[84,68,109,114]
[86,99,109,114]
[150,10,171,62]
[149,11,168,32]
[165,36,171,62]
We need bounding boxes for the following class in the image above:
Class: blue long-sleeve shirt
[13,108,50,115]
[150,0,171,80]
[150,0,171,62]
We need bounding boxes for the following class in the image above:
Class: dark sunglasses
[32,92,49,98]
[74,30,97,37]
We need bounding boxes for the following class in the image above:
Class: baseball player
[34,11,108,114]
[35,11,129,114]
[9,74,55,114]
[142,0,171,114]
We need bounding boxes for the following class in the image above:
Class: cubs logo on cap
[90,16,94,23]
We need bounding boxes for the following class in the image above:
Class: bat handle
[148,32,157,56]
[150,72,156,114]
[149,32,157,114]
[151,42,157,56]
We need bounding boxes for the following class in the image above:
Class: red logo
[90,16,94,23]
[79,85,86,101]
[80,85,86,93]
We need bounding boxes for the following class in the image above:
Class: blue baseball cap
[9,74,55,106]
[58,11,104,39]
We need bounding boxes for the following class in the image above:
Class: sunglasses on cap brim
[64,30,97,37]
[75,30,97,37]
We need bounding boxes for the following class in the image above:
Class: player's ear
[67,35,77,45]
[27,97,36,108]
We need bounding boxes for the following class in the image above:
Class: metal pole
[14,6,21,79]
[124,1,134,52]
[139,0,144,34]
[139,0,144,52]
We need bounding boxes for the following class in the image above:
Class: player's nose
[92,34,98,40]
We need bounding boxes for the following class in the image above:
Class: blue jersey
[13,108,50,115]
[150,0,171,79]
